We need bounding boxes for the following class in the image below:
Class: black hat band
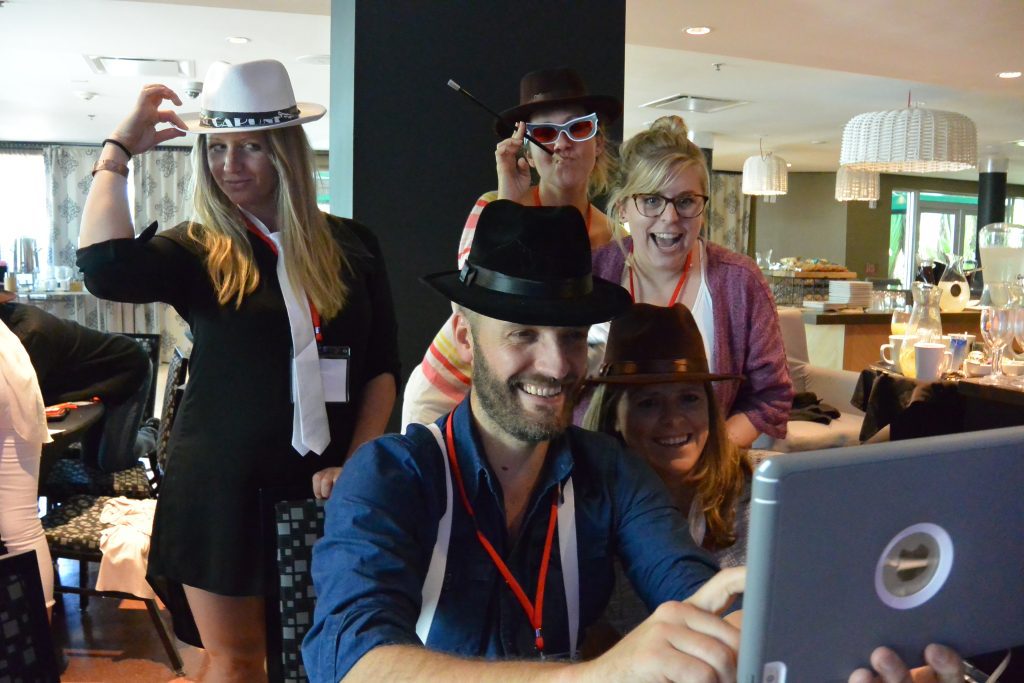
[459,263,593,299]
[200,105,301,129]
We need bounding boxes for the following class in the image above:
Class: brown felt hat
[588,303,743,385]
[496,67,622,134]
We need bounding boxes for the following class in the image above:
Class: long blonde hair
[582,381,751,550]
[605,115,709,242]
[188,126,349,319]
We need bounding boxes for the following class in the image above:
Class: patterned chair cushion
[42,495,112,554]
[45,459,153,500]
[0,550,59,682]
[274,499,325,683]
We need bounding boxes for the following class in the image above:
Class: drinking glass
[890,307,911,336]
[979,298,1014,384]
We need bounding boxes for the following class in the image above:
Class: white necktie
[243,210,330,456]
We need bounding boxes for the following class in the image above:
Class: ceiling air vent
[84,56,195,78]
[640,94,747,114]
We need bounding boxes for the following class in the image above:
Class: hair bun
[650,115,690,142]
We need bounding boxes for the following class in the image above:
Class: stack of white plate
[828,280,873,308]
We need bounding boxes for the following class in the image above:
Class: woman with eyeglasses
[401,67,621,428]
[590,116,792,447]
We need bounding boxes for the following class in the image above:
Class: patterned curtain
[134,147,194,360]
[44,145,98,273]
[706,172,751,255]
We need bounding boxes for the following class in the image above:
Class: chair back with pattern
[0,550,60,682]
[156,347,188,477]
[125,332,162,419]
[260,486,325,683]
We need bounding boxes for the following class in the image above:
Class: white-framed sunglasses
[525,113,599,144]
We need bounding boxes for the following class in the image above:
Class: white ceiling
[1,0,1022,183]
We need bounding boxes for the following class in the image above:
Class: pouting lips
[653,434,693,447]
[650,233,683,248]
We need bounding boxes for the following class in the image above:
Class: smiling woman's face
[206,131,278,222]
[621,162,706,275]
[614,380,710,482]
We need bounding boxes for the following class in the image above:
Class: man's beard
[472,349,577,444]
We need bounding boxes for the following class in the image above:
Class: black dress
[77,215,400,642]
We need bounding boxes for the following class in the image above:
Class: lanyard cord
[532,186,592,237]
[443,412,557,654]
[244,218,323,343]
[628,243,694,307]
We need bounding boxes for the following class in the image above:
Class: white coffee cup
[880,335,914,367]
[915,342,952,382]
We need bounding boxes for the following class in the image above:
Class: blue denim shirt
[302,399,719,681]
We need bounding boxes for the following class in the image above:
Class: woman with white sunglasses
[401,67,621,428]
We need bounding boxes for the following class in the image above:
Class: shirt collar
[450,397,575,505]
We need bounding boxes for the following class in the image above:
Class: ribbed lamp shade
[834,166,880,202]
[839,107,977,172]
[742,153,788,196]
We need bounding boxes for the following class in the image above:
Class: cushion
[42,496,112,554]
[45,459,153,501]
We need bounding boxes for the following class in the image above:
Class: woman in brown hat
[591,115,792,448]
[402,67,621,428]
[581,303,751,636]
[79,60,400,679]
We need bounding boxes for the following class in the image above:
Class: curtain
[706,172,751,255]
[134,148,194,360]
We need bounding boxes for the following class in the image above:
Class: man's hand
[848,644,965,683]
[571,568,744,683]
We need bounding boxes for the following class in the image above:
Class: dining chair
[43,345,189,501]
[0,549,61,682]
[260,485,326,683]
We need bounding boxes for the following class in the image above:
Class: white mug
[915,342,952,382]
[880,334,914,368]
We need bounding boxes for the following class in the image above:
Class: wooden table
[802,310,981,372]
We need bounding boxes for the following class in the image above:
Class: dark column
[331,0,626,430]
[974,156,1009,294]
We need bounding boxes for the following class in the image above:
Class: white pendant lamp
[742,148,788,200]
[834,166,880,203]
[839,105,977,173]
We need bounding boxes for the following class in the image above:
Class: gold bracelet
[92,159,129,178]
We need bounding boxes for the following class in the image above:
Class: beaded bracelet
[102,138,132,160]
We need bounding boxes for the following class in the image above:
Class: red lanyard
[244,218,323,343]
[532,186,592,237]
[628,244,694,306]
[444,411,558,654]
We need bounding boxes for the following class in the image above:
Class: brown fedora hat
[496,67,622,134]
[588,303,743,385]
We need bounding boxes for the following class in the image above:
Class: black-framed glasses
[525,113,599,144]
[631,193,709,219]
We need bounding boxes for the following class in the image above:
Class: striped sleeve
[456,190,499,268]
[400,313,471,429]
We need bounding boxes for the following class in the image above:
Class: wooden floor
[52,558,205,681]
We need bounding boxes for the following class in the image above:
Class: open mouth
[653,433,693,447]
[649,232,684,249]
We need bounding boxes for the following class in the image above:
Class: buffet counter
[801,309,981,372]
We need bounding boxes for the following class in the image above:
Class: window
[889,190,980,287]
[0,151,49,268]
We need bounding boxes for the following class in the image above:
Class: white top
[0,318,51,444]
[691,240,717,372]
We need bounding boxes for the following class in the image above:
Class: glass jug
[898,282,944,377]
[937,253,969,312]
[979,223,1024,286]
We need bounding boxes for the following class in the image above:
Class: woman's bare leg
[183,585,267,682]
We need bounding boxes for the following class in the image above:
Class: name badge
[291,345,351,404]
[319,345,350,403]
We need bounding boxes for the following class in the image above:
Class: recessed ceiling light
[1016,139,1024,147]
[998,71,1022,79]
[786,162,792,168]
[810,140,827,145]
[227,36,251,44]
[684,26,712,35]
[296,54,331,65]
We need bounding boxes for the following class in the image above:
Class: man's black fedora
[421,200,631,326]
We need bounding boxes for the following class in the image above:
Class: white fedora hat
[177,59,326,134]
